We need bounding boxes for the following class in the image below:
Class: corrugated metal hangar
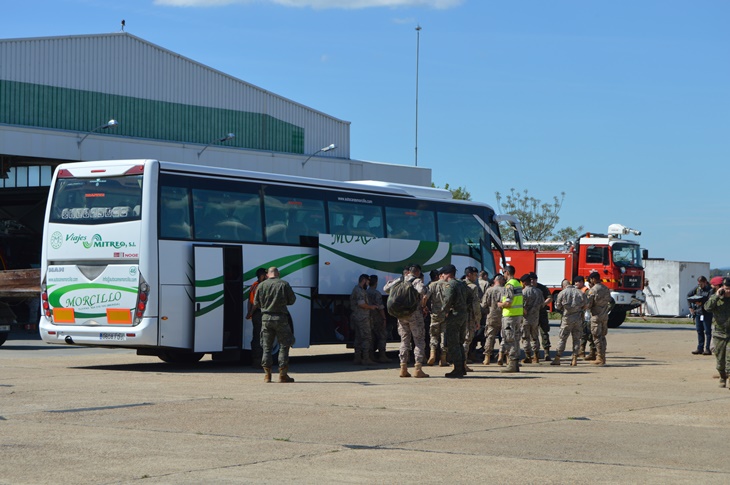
[0,32,430,270]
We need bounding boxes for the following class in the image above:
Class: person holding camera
[688,276,714,355]
[704,277,730,388]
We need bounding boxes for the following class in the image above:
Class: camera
[719,288,727,297]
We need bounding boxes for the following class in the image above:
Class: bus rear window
[49,175,143,224]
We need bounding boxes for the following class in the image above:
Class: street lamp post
[415,24,421,167]
[301,143,336,167]
[77,119,118,147]
[198,133,235,158]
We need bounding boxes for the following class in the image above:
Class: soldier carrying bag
[386,279,420,318]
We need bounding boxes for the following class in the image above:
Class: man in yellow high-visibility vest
[498,265,524,373]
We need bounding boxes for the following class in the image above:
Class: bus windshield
[49,174,143,224]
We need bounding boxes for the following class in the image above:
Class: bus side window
[160,187,192,239]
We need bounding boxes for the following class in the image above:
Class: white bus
[39,159,519,363]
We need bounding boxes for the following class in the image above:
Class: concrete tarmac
[1,322,728,484]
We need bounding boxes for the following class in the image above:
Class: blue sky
[4,0,730,268]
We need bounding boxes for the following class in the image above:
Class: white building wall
[643,260,710,316]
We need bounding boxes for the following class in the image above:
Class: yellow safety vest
[502,278,524,317]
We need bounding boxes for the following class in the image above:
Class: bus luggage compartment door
[193,245,243,353]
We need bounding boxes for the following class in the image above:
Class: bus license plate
[100,333,126,341]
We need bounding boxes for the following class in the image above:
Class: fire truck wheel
[158,350,205,364]
[607,310,627,328]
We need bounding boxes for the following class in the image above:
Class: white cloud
[154,0,463,9]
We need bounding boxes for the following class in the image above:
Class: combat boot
[445,364,465,378]
[544,349,552,362]
[427,346,437,366]
[593,353,605,366]
[483,352,491,365]
[464,362,473,373]
[579,343,586,358]
[278,367,295,383]
[571,354,578,367]
[585,349,597,361]
[439,352,449,367]
[497,351,505,366]
[500,359,518,373]
[361,353,376,366]
[263,367,272,383]
[532,352,540,364]
[551,353,561,366]
[414,363,430,378]
[353,351,362,365]
[719,372,727,388]
[522,353,532,364]
[399,363,411,378]
[377,350,391,363]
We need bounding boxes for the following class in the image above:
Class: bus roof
[57,159,495,210]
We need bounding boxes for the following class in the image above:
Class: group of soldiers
[350,263,615,378]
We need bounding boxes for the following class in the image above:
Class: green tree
[432,183,471,201]
[495,188,582,245]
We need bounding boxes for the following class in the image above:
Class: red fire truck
[494,224,646,328]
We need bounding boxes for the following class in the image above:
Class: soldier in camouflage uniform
[482,274,505,365]
[552,278,587,366]
[464,267,483,369]
[425,270,449,367]
[530,272,553,361]
[350,274,376,366]
[383,264,430,378]
[499,265,524,373]
[520,274,543,364]
[705,277,730,388]
[253,267,297,383]
[367,275,390,363]
[587,271,613,366]
[576,276,597,360]
[441,264,473,378]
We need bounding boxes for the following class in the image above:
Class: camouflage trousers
[556,316,582,356]
[251,310,263,365]
[371,315,387,353]
[351,315,372,354]
[397,311,427,364]
[430,318,446,350]
[580,318,596,351]
[539,310,551,350]
[484,316,502,357]
[521,315,540,356]
[591,317,608,357]
[713,334,730,375]
[463,319,478,357]
[444,316,467,367]
[501,315,523,362]
[261,317,294,369]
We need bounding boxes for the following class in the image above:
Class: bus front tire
[158,350,204,364]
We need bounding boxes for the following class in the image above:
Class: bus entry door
[193,245,243,353]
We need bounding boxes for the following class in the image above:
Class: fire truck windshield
[612,242,642,268]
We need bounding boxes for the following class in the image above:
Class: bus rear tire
[158,350,204,364]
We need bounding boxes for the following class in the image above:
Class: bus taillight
[41,291,51,318]
[134,282,150,323]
